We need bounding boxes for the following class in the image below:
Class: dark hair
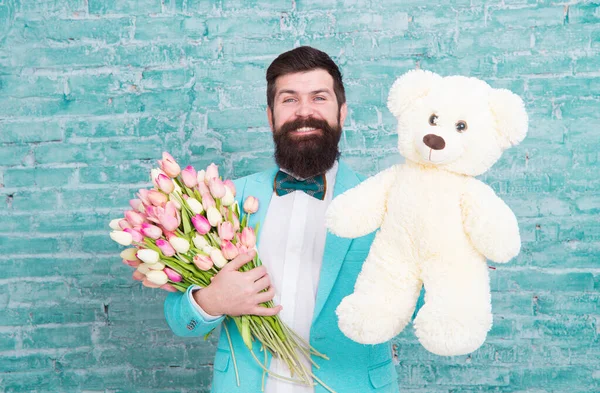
[266,46,346,111]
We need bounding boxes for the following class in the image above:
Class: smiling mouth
[292,127,321,135]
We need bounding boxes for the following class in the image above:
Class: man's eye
[283,98,296,103]
[314,96,326,101]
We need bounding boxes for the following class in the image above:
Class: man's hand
[193,250,282,317]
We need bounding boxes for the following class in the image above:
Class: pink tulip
[197,181,210,195]
[230,212,240,232]
[237,244,249,254]
[119,219,133,230]
[181,165,198,188]
[205,163,219,184]
[147,190,168,207]
[220,206,229,217]
[217,222,235,241]
[123,228,143,243]
[191,214,211,235]
[201,193,216,210]
[158,201,181,232]
[137,189,152,206]
[125,210,146,226]
[157,174,175,194]
[193,254,213,271]
[132,270,145,281]
[140,222,162,239]
[129,198,144,212]
[221,240,239,260]
[243,196,259,214]
[209,178,226,199]
[163,229,177,240]
[240,227,256,248]
[156,239,176,257]
[224,180,236,196]
[122,258,141,268]
[158,152,181,178]
[164,267,183,283]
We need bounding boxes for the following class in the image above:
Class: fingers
[246,265,268,282]
[224,250,256,271]
[254,286,276,304]
[251,304,282,317]
[252,274,271,292]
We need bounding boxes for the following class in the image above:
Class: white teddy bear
[326,69,528,356]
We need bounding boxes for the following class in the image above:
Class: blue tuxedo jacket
[164,161,418,393]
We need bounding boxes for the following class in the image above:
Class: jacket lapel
[243,167,278,246]
[312,161,362,324]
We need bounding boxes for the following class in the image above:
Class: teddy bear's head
[387,70,528,176]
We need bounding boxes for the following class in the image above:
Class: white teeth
[295,127,316,133]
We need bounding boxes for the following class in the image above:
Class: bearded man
[164,46,419,393]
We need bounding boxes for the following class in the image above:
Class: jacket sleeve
[164,284,225,337]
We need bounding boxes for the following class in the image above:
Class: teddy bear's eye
[428,114,438,126]
[455,121,468,133]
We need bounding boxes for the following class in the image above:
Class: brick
[206,16,281,38]
[492,270,595,292]
[488,6,566,28]
[0,73,64,98]
[89,0,162,15]
[335,11,409,33]
[18,17,134,44]
[134,16,207,41]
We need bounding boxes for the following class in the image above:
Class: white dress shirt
[190,162,339,393]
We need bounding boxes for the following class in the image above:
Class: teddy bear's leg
[336,227,421,344]
[413,253,493,356]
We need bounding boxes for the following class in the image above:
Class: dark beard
[273,116,342,179]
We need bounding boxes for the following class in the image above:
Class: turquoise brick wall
[0,0,598,391]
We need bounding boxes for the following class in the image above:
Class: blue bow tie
[274,171,326,200]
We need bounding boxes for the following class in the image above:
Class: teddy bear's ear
[489,88,528,149]
[387,69,440,117]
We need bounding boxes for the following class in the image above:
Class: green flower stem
[222,322,241,387]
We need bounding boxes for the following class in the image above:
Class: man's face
[267,69,348,179]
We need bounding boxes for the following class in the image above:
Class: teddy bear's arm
[325,165,398,238]
[460,179,521,263]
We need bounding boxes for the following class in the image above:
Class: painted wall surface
[0,0,598,392]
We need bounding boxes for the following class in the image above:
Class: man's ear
[339,102,348,128]
[267,106,274,131]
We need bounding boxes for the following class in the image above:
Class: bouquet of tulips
[108,152,334,392]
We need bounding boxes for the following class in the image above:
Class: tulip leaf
[181,206,192,234]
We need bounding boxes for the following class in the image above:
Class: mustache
[278,117,332,135]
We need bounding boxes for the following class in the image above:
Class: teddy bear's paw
[413,305,492,356]
[336,294,400,344]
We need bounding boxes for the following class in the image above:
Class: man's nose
[295,100,314,117]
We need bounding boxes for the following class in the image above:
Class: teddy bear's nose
[423,134,446,150]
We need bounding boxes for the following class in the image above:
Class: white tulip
[210,249,227,268]
[197,170,206,185]
[169,237,190,254]
[136,249,160,264]
[109,219,122,230]
[207,206,223,227]
[221,187,234,207]
[148,261,166,270]
[137,263,152,275]
[146,270,168,285]
[120,248,139,261]
[202,245,213,254]
[110,231,133,246]
[192,234,209,249]
[187,198,204,215]
[151,168,167,188]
